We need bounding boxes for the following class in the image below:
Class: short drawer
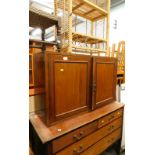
[56,118,122,155]
[98,108,123,128]
[52,121,98,153]
[81,128,122,155]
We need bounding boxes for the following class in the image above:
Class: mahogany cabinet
[44,53,117,125]
[45,53,92,125]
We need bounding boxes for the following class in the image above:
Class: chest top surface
[29,101,124,144]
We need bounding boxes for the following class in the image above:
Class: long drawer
[81,128,122,155]
[98,108,123,128]
[56,117,122,155]
[52,120,98,153]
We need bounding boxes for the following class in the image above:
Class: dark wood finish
[56,117,122,155]
[29,39,57,46]
[81,128,122,155]
[33,52,45,87]
[29,6,58,30]
[45,53,92,125]
[29,47,45,89]
[92,57,117,109]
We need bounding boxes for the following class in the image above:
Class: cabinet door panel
[54,62,87,117]
[45,53,91,125]
[92,57,117,109]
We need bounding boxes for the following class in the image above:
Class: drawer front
[98,108,123,128]
[52,121,98,153]
[81,128,122,155]
[56,118,122,155]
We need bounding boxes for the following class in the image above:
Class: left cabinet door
[45,53,91,125]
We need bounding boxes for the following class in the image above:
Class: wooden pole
[54,0,57,16]
[68,0,72,53]
[106,0,110,55]
[111,43,115,57]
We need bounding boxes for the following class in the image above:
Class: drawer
[56,118,122,155]
[98,108,123,128]
[81,128,122,155]
[52,121,98,153]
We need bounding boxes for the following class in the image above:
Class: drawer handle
[79,144,83,150]
[118,112,121,115]
[73,148,80,155]
[73,145,83,155]
[101,120,105,124]
[73,132,84,141]
[73,135,80,141]
[80,131,84,136]
[108,125,115,131]
[109,115,115,121]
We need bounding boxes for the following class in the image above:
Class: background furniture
[56,0,110,55]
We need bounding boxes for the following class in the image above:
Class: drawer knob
[73,148,80,155]
[109,115,115,121]
[80,131,84,136]
[118,112,120,115]
[101,120,105,124]
[108,125,115,131]
[73,135,80,141]
[80,144,83,149]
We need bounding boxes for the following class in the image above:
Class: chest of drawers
[30,102,124,155]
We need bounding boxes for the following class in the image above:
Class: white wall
[109,3,125,46]
[110,3,126,149]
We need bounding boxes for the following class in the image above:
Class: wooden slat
[73,11,94,21]
[73,2,84,11]
[84,9,95,15]
[72,32,107,44]
[72,45,104,52]
[111,43,115,57]
[79,0,107,15]
[58,0,108,21]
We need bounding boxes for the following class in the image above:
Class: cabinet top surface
[29,102,124,143]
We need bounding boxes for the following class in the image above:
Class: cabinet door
[45,53,91,125]
[92,57,117,109]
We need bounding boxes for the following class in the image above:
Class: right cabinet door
[92,57,117,109]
